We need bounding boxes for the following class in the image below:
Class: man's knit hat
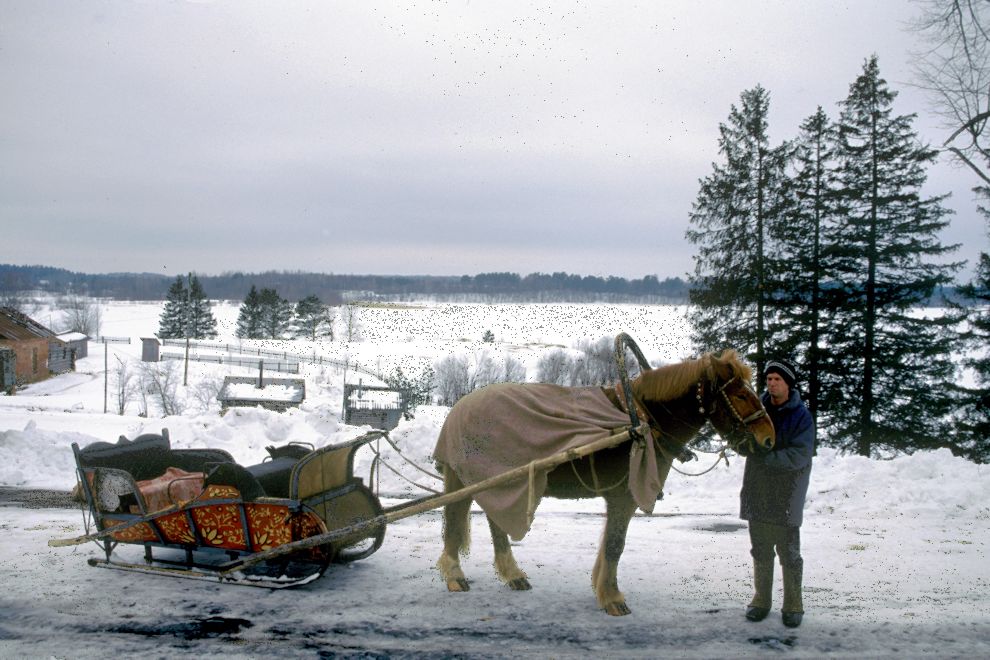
[764,359,798,388]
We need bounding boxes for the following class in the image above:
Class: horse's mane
[633,350,751,403]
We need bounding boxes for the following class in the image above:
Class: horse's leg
[436,465,472,592]
[592,491,637,616]
[487,515,531,591]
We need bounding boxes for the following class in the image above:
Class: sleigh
[60,429,387,587]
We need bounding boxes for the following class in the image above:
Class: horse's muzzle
[749,436,773,455]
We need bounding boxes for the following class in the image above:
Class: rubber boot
[781,559,804,628]
[745,560,773,622]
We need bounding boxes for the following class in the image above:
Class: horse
[433,349,775,616]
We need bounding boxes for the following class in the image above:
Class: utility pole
[103,339,108,414]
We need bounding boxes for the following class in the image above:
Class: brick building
[0,307,72,387]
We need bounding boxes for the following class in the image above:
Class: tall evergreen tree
[954,196,990,462]
[258,288,293,339]
[158,274,218,340]
[187,274,218,339]
[158,276,188,339]
[770,107,840,434]
[235,285,263,339]
[827,55,963,457]
[686,85,790,378]
[293,294,333,341]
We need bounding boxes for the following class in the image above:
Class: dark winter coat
[740,389,814,527]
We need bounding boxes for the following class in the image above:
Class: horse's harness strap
[715,375,768,426]
[614,380,693,459]
[569,452,628,495]
[613,382,655,440]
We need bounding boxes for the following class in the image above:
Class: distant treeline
[0,264,690,303]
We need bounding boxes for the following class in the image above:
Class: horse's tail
[440,462,471,556]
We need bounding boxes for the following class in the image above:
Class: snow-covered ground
[0,300,988,657]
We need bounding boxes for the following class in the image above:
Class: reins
[367,432,444,495]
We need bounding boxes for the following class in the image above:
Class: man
[739,359,814,628]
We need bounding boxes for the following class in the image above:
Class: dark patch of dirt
[696,521,746,533]
[103,616,253,640]
[0,487,76,509]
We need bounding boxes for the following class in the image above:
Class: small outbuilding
[141,337,161,362]
[343,382,406,431]
[57,332,89,360]
[0,307,71,386]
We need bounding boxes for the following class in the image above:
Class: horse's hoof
[604,601,631,616]
[507,577,531,591]
[447,578,470,592]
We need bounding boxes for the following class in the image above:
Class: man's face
[766,372,789,404]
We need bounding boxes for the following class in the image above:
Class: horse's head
[701,350,775,453]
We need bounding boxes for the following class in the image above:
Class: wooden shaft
[222,423,648,575]
[48,502,182,548]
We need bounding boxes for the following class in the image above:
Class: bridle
[697,374,768,443]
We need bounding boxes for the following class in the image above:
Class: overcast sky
[1,0,984,280]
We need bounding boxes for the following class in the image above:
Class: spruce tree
[236,285,263,339]
[827,55,963,457]
[258,288,292,339]
[294,294,333,341]
[769,107,840,434]
[686,85,790,378]
[187,274,218,339]
[954,197,990,462]
[158,276,188,339]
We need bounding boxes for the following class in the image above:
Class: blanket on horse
[433,382,663,540]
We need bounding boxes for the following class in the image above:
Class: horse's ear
[714,349,753,383]
[709,350,736,382]
[703,353,716,381]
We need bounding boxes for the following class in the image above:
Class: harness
[571,333,767,495]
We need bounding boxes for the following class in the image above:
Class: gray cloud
[1,0,984,280]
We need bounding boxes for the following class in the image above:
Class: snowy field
[0,300,988,658]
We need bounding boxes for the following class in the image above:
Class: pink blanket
[433,383,664,540]
[136,467,205,512]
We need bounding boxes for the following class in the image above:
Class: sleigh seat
[73,430,314,515]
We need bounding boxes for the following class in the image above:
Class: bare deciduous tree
[536,348,574,386]
[112,357,136,416]
[190,377,223,412]
[140,361,183,417]
[433,354,471,406]
[340,304,363,342]
[502,355,527,383]
[59,295,102,337]
[571,337,622,386]
[910,0,990,183]
[470,349,500,391]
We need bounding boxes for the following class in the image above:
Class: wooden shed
[0,307,70,386]
[57,332,89,360]
[343,383,406,431]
